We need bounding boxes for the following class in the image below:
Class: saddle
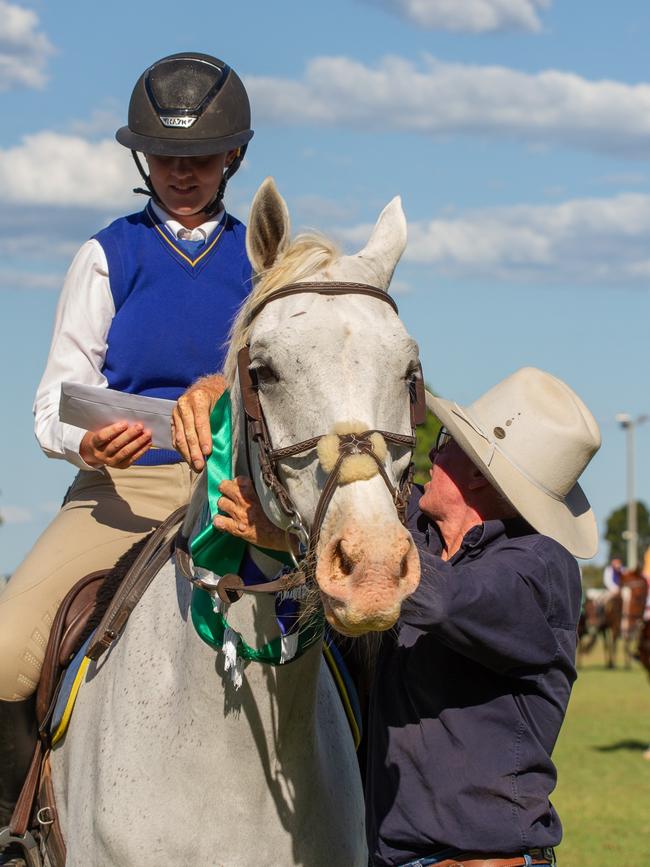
[2,506,187,867]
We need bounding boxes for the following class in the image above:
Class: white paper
[59,382,176,451]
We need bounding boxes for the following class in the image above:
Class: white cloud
[38,501,60,516]
[292,194,361,224]
[0,132,137,207]
[389,278,412,294]
[594,172,648,187]
[339,193,650,285]
[0,1,55,90]
[67,105,123,138]
[366,0,551,33]
[0,505,33,525]
[246,55,650,158]
[0,268,63,291]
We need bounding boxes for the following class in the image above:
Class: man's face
[419,436,476,521]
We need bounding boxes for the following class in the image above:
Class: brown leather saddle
[3,506,187,867]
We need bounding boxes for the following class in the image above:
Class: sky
[1,0,650,572]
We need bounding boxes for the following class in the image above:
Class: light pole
[615,413,648,569]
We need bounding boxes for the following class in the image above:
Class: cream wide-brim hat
[425,367,601,559]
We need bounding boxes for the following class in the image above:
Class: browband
[245,281,399,326]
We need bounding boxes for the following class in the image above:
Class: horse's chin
[321,595,400,636]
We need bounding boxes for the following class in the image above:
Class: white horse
[50,178,422,867]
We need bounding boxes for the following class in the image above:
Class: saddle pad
[50,633,93,745]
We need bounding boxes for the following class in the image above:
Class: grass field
[553,647,650,866]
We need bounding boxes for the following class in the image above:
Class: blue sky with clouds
[1,0,649,571]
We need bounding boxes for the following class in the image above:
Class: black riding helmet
[116,52,253,215]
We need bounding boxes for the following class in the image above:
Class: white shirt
[33,202,225,469]
[602,564,620,592]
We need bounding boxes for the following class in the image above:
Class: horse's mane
[222,231,341,385]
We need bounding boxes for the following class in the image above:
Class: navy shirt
[365,489,582,866]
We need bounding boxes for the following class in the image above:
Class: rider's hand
[214,476,290,552]
[172,374,227,472]
[80,422,152,469]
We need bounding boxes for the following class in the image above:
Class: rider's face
[145,151,236,227]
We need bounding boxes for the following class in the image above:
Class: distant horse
[639,619,650,676]
[579,589,622,668]
[620,569,648,668]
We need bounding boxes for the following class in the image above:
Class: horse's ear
[357,196,407,289]
[246,177,291,274]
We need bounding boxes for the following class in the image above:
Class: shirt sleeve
[399,540,567,676]
[33,239,115,469]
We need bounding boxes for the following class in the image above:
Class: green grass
[552,648,650,865]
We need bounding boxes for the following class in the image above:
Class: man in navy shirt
[365,367,601,867]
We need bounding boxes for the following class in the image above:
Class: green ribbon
[189,390,321,665]
[192,585,323,664]
[190,390,293,573]
[190,390,245,575]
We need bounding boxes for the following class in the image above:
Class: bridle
[238,281,426,552]
[180,280,426,602]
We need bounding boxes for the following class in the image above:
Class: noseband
[238,280,426,560]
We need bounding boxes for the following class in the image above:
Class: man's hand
[214,477,289,552]
[172,374,227,471]
[80,422,152,469]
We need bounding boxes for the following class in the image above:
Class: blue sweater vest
[93,204,252,465]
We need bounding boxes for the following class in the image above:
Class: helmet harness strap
[130,145,247,218]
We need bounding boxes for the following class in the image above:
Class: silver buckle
[286,513,309,569]
[36,807,55,826]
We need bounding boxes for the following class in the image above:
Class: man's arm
[400,539,578,676]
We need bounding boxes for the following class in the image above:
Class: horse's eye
[404,363,421,383]
[250,363,278,386]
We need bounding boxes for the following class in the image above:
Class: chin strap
[131,150,161,205]
[130,145,247,217]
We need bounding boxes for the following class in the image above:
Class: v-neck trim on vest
[145,203,228,273]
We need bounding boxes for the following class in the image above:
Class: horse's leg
[604,627,614,668]
[623,631,632,669]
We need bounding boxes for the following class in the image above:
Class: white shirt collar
[150,200,225,242]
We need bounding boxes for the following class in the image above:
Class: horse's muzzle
[315,521,420,635]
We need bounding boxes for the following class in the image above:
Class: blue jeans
[398,850,461,866]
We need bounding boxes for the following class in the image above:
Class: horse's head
[225,178,422,636]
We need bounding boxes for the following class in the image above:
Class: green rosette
[189,390,322,665]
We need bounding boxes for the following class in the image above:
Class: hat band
[451,405,568,503]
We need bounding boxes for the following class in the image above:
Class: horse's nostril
[399,553,409,580]
[334,539,355,577]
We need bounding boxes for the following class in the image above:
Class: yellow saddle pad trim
[51,656,91,746]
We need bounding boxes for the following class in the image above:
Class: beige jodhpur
[0,463,194,701]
